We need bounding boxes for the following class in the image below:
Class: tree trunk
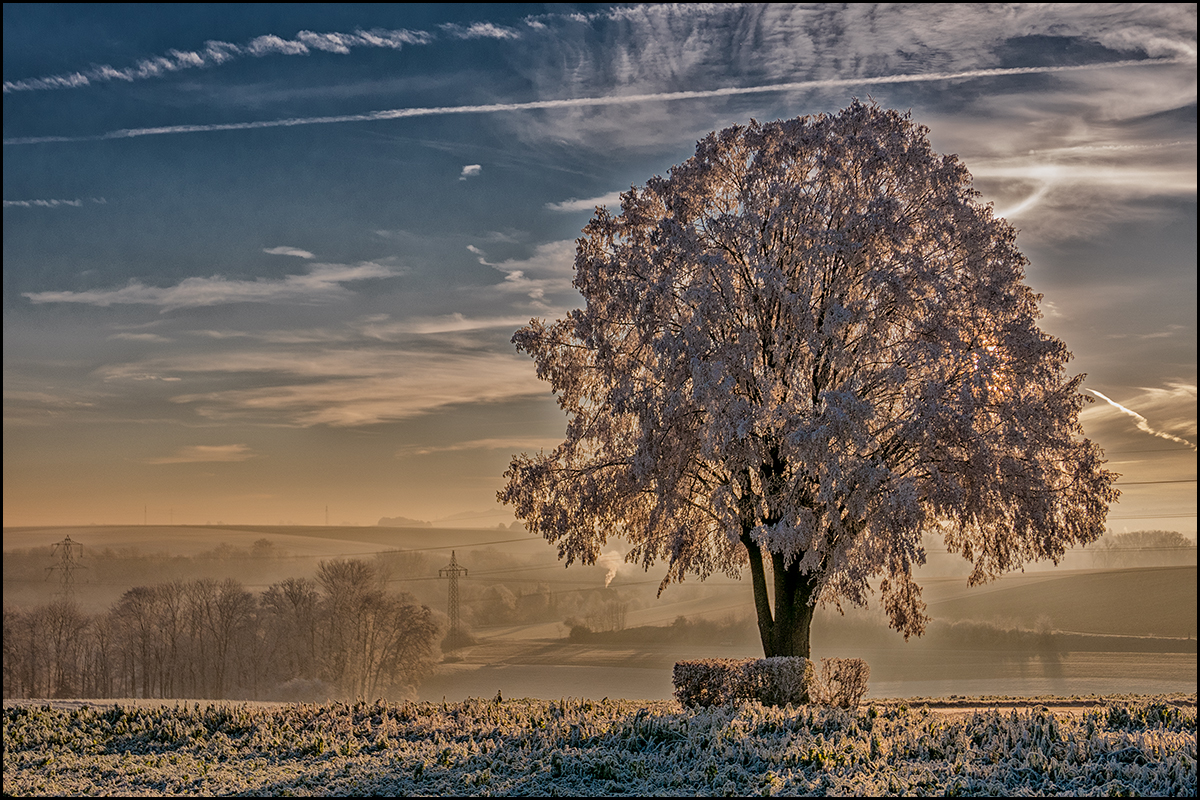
[740,533,818,657]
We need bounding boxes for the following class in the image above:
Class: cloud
[263,246,315,258]
[972,162,1195,200]
[1088,389,1197,451]
[244,34,309,57]
[397,436,564,457]
[357,312,532,338]
[459,164,482,180]
[6,58,1185,146]
[102,372,181,382]
[550,4,1197,83]
[991,183,1054,221]
[496,4,1195,146]
[146,444,257,464]
[924,58,1196,238]
[159,349,547,427]
[3,27,433,93]
[978,153,1196,232]
[440,22,521,41]
[1040,300,1064,319]
[3,388,102,427]
[107,332,172,343]
[91,301,559,426]
[88,302,559,428]
[545,191,625,213]
[3,198,106,208]
[22,262,397,312]
[468,240,579,306]
[4,198,80,208]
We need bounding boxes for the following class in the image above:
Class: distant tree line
[2,559,441,702]
[1092,531,1197,568]
[3,538,298,607]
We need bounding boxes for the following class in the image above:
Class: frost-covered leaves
[673,657,818,708]
[673,657,868,709]
[500,100,1118,639]
[814,658,871,709]
[4,696,1195,796]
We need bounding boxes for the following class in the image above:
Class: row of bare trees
[2,559,442,701]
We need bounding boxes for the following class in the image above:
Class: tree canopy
[499,100,1118,657]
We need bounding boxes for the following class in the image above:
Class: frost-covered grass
[3,695,1195,796]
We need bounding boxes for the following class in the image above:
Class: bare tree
[3,568,441,701]
[182,579,219,697]
[315,559,442,698]
[3,606,45,698]
[85,611,117,698]
[261,577,321,685]
[365,594,441,698]
[315,559,378,695]
[113,586,161,697]
[208,579,255,699]
[43,598,90,698]
[500,101,1118,658]
[153,582,186,698]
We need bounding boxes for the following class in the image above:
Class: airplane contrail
[4,57,1184,146]
[2,28,435,94]
[1088,389,1197,451]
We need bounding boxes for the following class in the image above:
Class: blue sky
[3,3,1195,532]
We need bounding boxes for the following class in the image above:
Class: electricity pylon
[46,536,85,597]
[439,550,468,646]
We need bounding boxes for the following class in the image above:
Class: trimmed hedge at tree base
[673,657,869,708]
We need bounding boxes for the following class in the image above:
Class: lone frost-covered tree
[499,101,1118,658]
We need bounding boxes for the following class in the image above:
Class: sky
[3,3,1196,534]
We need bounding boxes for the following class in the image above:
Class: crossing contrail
[1089,389,1197,451]
[4,57,1183,146]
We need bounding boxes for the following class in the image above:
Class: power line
[389,535,536,552]
[1106,513,1196,520]
[439,551,468,644]
[45,536,85,597]
[64,535,548,563]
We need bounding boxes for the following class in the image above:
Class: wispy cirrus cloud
[154,349,545,427]
[545,190,624,213]
[92,305,551,426]
[916,60,1196,238]
[526,3,1197,87]
[146,444,257,464]
[22,262,397,312]
[979,156,1197,225]
[3,27,432,93]
[3,389,98,427]
[439,22,521,41]
[263,245,315,258]
[4,16,518,96]
[357,312,532,338]
[501,4,1195,139]
[468,239,578,307]
[396,436,564,457]
[3,197,106,208]
[108,332,172,343]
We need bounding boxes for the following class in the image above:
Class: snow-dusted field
[3,694,1195,796]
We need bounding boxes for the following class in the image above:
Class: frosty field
[4,694,1195,796]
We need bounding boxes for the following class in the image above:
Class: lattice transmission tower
[46,536,85,597]
[439,550,468,647]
